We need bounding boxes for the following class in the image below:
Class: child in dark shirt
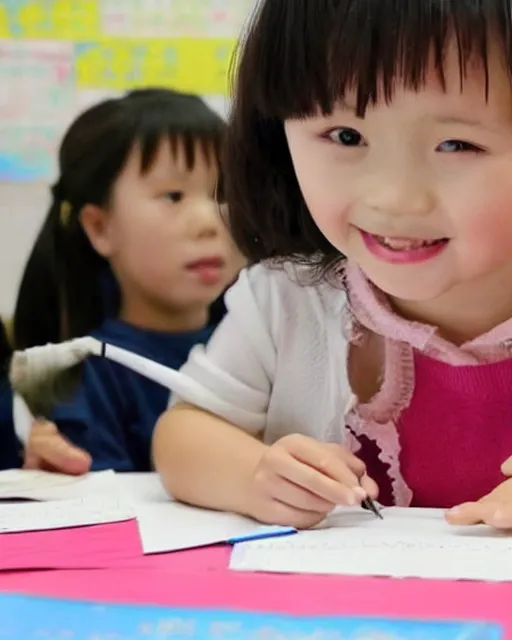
[13,89,242,472]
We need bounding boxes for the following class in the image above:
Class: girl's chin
[362,270,451,304]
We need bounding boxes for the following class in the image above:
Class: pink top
[344,262,512,508]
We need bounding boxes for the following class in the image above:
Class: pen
[362,496,383,519]
[358,474,383,519]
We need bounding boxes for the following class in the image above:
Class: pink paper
[0,565,511,633]
[116,545,230,572]
[0,520,143,571]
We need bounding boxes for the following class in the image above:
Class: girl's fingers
[486,505,512,529]
[360,473,380,500]
[272,450,364,505]
[325,443,367,477]
[447,501,512,529]
[23,451,42,470]
[501,457,512,477]
[446,502,485,526]
[282,438,366,500]
[25,421,91,475]
[266,499,327,530]
[270,474,336,513]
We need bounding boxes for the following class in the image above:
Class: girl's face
[84,138,243,331]
[285,44,512,310]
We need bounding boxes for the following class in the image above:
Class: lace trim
[348,337,414,506]
[355,334,414,423]
[344,262,436,349]
[343,261,512,364]
[346,412,413,507]
[342,263,416,504]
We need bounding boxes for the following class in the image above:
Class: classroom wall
[0,183,46,315]
[0,0,253,316]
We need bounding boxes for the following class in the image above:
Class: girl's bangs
[133,98,224,173]
[239,0,512,119]
[139,129,223,174]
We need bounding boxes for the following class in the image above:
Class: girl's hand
[247,434,378,529]
[24,420,91,476]
[446,457,512,529]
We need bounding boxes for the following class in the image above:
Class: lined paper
[230,507,512,581]
[0,495,135,534]
[0,469,119,502]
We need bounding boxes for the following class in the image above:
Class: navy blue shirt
[0,378,20,470]
[51,318,214,472]
[0,321,20,470]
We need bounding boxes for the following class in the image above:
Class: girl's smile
[359,230,449,264]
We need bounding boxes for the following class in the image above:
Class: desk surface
[0,473,511,633]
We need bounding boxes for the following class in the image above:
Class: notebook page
[0,469,119,501]
[113,472,169,504]
[0,494,135,533]
[137,501,293,554]
[230,506,512,581]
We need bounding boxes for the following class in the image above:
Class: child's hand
[446,457,512,529]
[24,420,91,476]
[247,434,378,529]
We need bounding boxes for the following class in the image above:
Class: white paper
[0,495,135,534]
[0,471,289,552]
[112,472,169,505]
[0,469,120,502]
[230,506,512,582]
[135,499,290,554]
[111,473,291,554]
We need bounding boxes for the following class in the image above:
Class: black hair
[225,0,512,274]
[14,88,225,350]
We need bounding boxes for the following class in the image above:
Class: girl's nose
[191,198,222,238]
[362,163,436,219]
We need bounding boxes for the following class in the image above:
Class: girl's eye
[437,139,483,153]
[165,191,184,203]
[328,127,366,147]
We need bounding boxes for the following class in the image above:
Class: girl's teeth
[379,237,440,251]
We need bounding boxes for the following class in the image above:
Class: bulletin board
[0,0,253,182]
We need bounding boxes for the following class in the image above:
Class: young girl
[14,88,241,473]
[153,0,512,530]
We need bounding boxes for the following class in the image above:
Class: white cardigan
[171,263,355,445]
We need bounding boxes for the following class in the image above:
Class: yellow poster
[74,38,236,94]
[4,0,101,39]
[1,0,249,93]
[0,0,252,180]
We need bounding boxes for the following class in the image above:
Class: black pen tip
[362,498,383,519]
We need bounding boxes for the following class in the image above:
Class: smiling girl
[153,0,512,530]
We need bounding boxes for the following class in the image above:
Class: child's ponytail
[14,193,66,349]
[51,180,105,341]
[13,179,105,350]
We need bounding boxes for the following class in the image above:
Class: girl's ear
[79,204,114,258]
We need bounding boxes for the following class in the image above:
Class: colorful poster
[0,593,503,640]
[100,0,252,38]
[0,0,101,40]
[0,39,75,180]
[0,0,253,181]
[1,0,253,39]
[74,38,235,93]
